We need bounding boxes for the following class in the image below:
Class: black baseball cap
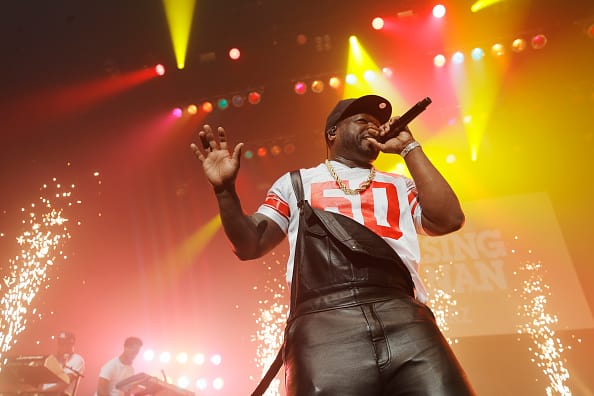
[325,94,392,133]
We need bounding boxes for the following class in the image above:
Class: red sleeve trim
[263,193,290,219]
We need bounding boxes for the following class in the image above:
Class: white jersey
[257,161,429,302]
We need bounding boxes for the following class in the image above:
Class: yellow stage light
[162,0,196,70]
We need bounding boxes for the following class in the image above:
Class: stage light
[471,48,485,60]
[212,378,224,390]
[452,51,465,64]
[363,70,377,82]
[296,33,307,45]
[172,108,183,118]
[176,352,189,364]
[201,101,213,113]
[433,54,446,67]
[470,0,505,13]
[257,147,267,157]
[160,351,171,363]
[531,34,547,49]
[372,17,385,30]
[491,43,505,57]
[294,81,307,94]
[187,104,198,115]
[217,98,229,110]
[284,143,296,154]
[311,80,324,93]
[244,150,254,159]
[328,76,342,89]
[270,145,282,156]
[511,38,527,52]
[247,91,262,104]
[177,376,190,389]
[193,353,205,365]
[445,154,457,164]
[231,95,244,107]
[229,47,241,60]
[345,74,357,85]
[196,378,208,390]
[155,64,166,76]
[382,67,393,78]
[432,4,446,18]
[143,349,155,361]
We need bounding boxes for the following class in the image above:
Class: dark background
[1,0,593,395]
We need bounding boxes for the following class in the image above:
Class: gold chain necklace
[325,159,376,195]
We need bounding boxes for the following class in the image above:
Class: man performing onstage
[95,337,143,396]
[190,94,476,395]
[40,331,85,396]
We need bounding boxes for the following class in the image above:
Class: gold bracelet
[400,141,421,158]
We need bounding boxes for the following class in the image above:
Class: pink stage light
[294,81,307,95]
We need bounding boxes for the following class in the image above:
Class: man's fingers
[199,131,210,150]
[190,143,206,161]
[218,127,228,150]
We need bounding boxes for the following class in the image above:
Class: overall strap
[290,170,305,213]
[251,170,302,396]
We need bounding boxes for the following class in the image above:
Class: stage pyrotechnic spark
[515,260,572,395]
[251,254,288,396]
[425,263,459,344]
[0,178,82,361]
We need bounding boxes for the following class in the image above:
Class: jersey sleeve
[404,176,427,235]
[256,172,293,234]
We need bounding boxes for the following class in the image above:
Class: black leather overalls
[281,171,476,396]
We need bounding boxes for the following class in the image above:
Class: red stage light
[247,91,261,104]
[531,34,547,50]
[155,64,166,76]
[229,48,241,60]
[284,143,296,155]
[296,34,307,45]
[371,17,384,30]
[257,147,267,157]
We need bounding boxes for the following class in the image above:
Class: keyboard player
[39,331,85,396]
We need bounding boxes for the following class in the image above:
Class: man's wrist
[213,183,236,196]
[400,141,421,158]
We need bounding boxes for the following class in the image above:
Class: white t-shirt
[257,161,429,302]
[95,357,134,396]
